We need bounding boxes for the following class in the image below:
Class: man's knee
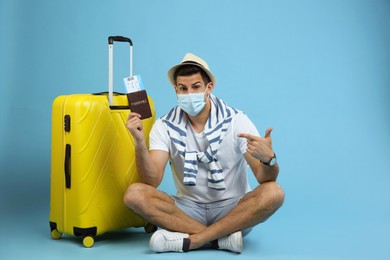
[248,182,284,211]
[263,182,285,209]
[123,183,151,211]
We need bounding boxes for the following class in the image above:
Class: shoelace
[164,235,184,251]
[219,237,230,249]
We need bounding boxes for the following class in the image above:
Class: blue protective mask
[177,92,207,116]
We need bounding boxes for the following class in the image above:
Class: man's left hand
[238,128,275,163]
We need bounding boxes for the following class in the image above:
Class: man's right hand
[126,112,145,145]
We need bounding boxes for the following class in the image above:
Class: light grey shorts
[171,195,253,237]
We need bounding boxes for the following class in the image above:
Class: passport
[127,90,152,119]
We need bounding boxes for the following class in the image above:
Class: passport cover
[127,90,152,119]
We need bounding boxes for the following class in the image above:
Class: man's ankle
[188,234,205,250]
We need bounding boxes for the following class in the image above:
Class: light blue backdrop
[1,0,389,259]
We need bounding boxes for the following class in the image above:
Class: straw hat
[167,53,216,87]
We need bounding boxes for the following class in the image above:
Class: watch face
[269,157,277,166]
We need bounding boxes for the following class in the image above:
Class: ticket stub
[124,75,144,93]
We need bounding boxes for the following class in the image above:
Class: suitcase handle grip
[108,36,133,46]
[64,144,71,189]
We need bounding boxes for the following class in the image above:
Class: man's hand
[238,128,275,163]
[126,112,145,145]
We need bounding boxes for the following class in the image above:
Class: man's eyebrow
[192,81,202,86]
[177,81,202,87]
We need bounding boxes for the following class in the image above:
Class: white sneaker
[218,231,243,253]
[149,229,190,253]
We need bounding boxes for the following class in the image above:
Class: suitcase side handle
[108,35,133,106]
[65,144,71,189]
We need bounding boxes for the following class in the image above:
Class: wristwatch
[262,153,277,167]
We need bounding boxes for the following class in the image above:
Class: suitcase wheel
[82,236,95,248]
[144,223,158,233]
[51,229,62,240]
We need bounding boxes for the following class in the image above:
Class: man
[124,53,284,253]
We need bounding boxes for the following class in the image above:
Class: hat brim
[167,62,216,87]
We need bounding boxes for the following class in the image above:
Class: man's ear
[207,82,214,93]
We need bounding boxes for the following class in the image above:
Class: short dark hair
[174,64,211,85]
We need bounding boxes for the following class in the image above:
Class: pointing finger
[238,133,256,140]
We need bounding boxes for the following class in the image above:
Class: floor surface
[1,190,389,260]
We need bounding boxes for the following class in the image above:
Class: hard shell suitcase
[49,36,156,247]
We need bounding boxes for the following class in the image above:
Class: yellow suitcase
[49,36,156,247]
[49,93,156,247]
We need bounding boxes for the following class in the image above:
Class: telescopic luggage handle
[108,36,133,106]
[108,36,133,45]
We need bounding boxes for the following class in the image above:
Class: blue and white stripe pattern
[161,94,240,191]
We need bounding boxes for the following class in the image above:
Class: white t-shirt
[149,112,260,203]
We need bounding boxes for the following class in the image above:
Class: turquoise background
[1,0,389,259]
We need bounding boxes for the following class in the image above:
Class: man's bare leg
[124,183,206,234]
